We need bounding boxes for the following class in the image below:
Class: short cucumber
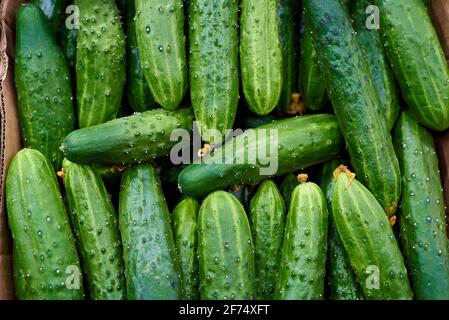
[198,191,255,300]
[6,149,84,300]
[172,198,200,300]
[393,111,449,300]
[30,0,68,34]
[75,0,126,128]
[249,180,286,300]
[332,166,413,300]
[240,0,283,115]
[63,160,126,300]
[135,0,188,111]
[119,163,182,299]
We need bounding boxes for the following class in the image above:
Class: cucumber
[30,0,68,34]
[189,0,239,144]
[61,108,194,165]
[15,4,75,170]
[375,0,449,131]
[240,0,283,115]
[275,175,328,300]
[126,1,157,112]
[393,112,449,300]
[304,0,401,216]
[332,166,413,300]
[279,173,299,207]
[60,25,76,76]
[6,149,84,300]
[198,191,255,300]
[351,0,400,130]
[135,0,188,111]
[178,114,344,198]
[242,112,278,130]
[276,0,300,115]
[75,0,126,128]
[226,185,250,209]
[318,160,362,300]
[63,160,126,300]
[119,163,182,300]
[249,180,286,300]
[172,198,200,300]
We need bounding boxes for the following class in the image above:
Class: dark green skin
[172,198,200,300]
[119,163,182,300]
[15,4,75,170]
[304,0,401,215]
[393,112,449,300]
[375,0,449,131]
[275,182,328,300]
[351,0,400,131]
[319,159,362,300]
[249,180,286,300]
[178,114,344,198]
[75,0,126,128]
[242,113,277,130]
[279,173,298,207]
[198,191,255,300]
[126,1,157,112]
[6,149,84,300]
[60,25,76,75]
[63,160,126,300]
[61,108,194,165]
[189,0,239,144]
[276,0,300,114]
[30,0,68,34]
[333,171,413,300]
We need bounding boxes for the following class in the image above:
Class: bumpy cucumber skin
[119,164,182,300]
[249,180,286,300]
[126,2,157,112]
[299,15,327,111]
[240,0,283,116]
[304,0,401,215]
[135,0,188,111]
[333,171,413,300]
[178,114,344,198]
[275,182,328,300]
[172,198,200,300]
[276,0,300,114]
[375,0,449,131]
[75,0,126,128]
[198,191,255,300]
[15,4,75,170]
[351,0,399,131]
[319,160,362,300]
[63,160,126,300]
[393,112,449,300]
[189,0,239,144]
[6,149,84,300]
[61,108,194,165]
[30,0,67,33]
[279,173,298,208]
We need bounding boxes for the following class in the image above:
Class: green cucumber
[30,0,68,34]
[189,0,239,144]
[240,0,283,115]
[332,166,413,300]
[6,149,84,300]
[304,0,401,215]
[61,108,194,165]
[275,175,328,300]
[242,113,277,130]
[351,0,400,130]
[172,198,200,300]
[318,160,362,300]
[60,26,76,75]
[198,191,255,300]
[249,180,286,300]
[15,4,75,170]
[393,112,449,299]
[135,0,188,111]
[276,0,300,114]
[375,0,449,131]
[75,0,126,128]
[119,163,182,300]
[126,1,157,112]
[63,160,126,300]
[178,114,344,198]
[279,173,299,208]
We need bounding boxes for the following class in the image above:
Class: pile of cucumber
[6,0,449,300]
